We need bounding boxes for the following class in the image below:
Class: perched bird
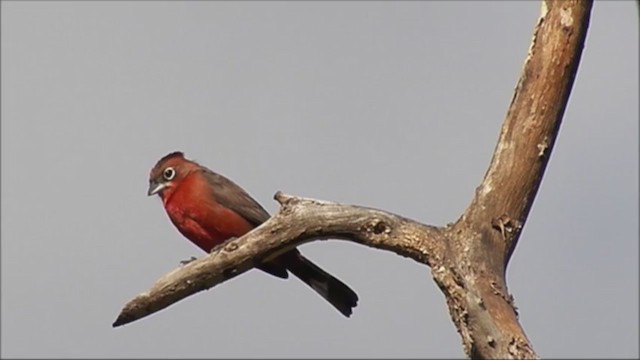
[148,151,358,317]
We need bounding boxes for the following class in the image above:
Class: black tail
[284,251,359,317]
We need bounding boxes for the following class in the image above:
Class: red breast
[148,152,255,252]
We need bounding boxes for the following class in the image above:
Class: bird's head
[148,151,197,199]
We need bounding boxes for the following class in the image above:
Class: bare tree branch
[466,0,592,263]
[114,1,592,358]
[113,192,445,328]
[436,1,592,358]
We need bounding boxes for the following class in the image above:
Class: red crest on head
[154,151,184,168]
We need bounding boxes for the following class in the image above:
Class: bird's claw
[179,256,198,266]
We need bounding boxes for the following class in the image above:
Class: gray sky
[1,1,638,358]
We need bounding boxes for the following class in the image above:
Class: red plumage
[148,151,358,317]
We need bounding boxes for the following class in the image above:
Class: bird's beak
[147,181,166,196]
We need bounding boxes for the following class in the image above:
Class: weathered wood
[114,1,593,358]
[113,192,445,327]
[435,1,592,357]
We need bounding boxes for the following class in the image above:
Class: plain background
[1,1,638,358]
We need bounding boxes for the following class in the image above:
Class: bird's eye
[163,167,175,180]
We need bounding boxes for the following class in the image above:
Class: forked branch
[114,1,592,358]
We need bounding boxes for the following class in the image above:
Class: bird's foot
[179,256,198,266]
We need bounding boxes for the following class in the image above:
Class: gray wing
[201,168,289,278]
[200,168,271,226]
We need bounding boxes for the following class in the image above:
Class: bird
[147,151,358,317]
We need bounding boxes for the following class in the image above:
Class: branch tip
[274,191,292,205]
[112,314,128,327]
